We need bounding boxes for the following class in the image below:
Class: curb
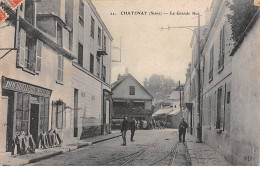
[28,151,63,164]
[92,134,122,145]
[25,133,122,165]
[186,141,199,166]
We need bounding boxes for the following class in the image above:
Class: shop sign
[2,77,52,97]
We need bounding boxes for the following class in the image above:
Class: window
[25,35,36,71]
[103,35,106,51]
[55,101,66,129]
[227,91,230,104]
[79,0,84,26]
[218,26,225,72]
[57,55,64,83]
[91,16,95,38]
[129,86,135,95]
[78,42,83,67]
[90,53,94,73]
[17,28,43,74]
[209,45,214,82]
[98,27,101,46]
[216,87,224,130]
[57,23,63,47]
[96,56,100,77]
[102,65,106,82]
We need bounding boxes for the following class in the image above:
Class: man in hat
[121,116,128,146]
[178,118,188,143]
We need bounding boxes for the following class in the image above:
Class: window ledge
[22,68,36,75]
[56,80,64,85]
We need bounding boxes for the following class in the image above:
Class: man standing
[179,118,188,143]
[129,117,136,142]
[121,116,128,146]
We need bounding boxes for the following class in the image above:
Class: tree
[143,74,176,101]
[227,0,258,45]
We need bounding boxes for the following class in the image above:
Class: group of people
[147,119,165,130]
[11,131,36,155]
[120,116,189,146]
[39,129,62,149]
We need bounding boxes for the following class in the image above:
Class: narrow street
[27,129,188,166]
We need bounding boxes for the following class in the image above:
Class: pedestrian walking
[178,118,188,143]
[129,117,136,142]
[121,116,128,146]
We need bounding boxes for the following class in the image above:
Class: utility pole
[179,81,182,115]
[159,14,203,143]
[196,14,202,143]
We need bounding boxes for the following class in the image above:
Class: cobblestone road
[27,129,188,166]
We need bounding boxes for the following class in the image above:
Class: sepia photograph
[0,0,259,166]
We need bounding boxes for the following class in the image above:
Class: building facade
[183,0,260,165]
[112,73,153,121]
[0,0,113,153]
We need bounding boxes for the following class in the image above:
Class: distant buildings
[0,0,112,153]
[112,71,154,121]
[183,0,260,165]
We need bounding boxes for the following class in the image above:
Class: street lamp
[160,14,203,143]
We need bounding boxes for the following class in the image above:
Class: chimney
[125,67,129,75]
[205,7,212,25]
[117,74,125,81]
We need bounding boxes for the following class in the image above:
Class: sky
[92,0,212,85]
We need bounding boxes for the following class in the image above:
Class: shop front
[1,77,52,152]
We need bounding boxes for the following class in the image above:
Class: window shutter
[57,55,63,82]
[61,55,64,82]
[36,39,43,73]
[63,103,66,129]
[17,28,26,68]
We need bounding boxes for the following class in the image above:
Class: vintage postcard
[0,0,259,166]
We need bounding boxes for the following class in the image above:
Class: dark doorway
[190,107,193,135]
[74,89,78,137]
[216,87,222,129]
[30,104,39,146]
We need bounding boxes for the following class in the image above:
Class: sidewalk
[0,130,121,166]
[185,134,231,166]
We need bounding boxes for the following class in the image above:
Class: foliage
[143,74,176,101]
[227,0,258,45]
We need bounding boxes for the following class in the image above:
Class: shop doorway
[30,104,39,146]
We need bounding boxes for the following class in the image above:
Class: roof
[152,106,181,117]
[112,73,154,99]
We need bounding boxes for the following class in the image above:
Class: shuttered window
[78,42,83,67]
[96,56,100,77]
[98,27,101,46]
[55,102,66,129]
[57,55,64,82]
[91,16,95,38]
[39,97,49,133]
[102,65,106,82]
[17,28,26,68]
[218,25,225,71]
[36,39,43,73]
[17,28,42,74]
[90,54,94,73]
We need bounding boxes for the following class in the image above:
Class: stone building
[112,72,153,121]
[0,0,113,153]
[183,0,260,165]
